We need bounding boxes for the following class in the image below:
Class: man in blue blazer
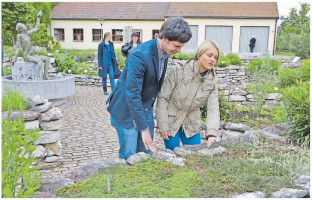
[107,17,192,159]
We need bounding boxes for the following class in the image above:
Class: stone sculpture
[13,10,50,80]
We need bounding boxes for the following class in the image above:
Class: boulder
[40,107,62,122]
[127,152,151,165]
[232,191,266,198]
[224,123,251,132]
[270,188,308,198]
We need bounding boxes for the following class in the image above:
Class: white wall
[50,20,164,50]
[51,18,277,55]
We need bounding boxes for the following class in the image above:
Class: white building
[50,2,279,55]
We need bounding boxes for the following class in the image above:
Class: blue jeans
[164,127,201,151]
[111,109,154,159]
[102,63,115,89]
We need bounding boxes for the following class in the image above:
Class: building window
[73,29,83,41]
[112,29,123,42]
[152,30,160,38]
[132,29,142,42]
[54,28,64,40]
[92,29,102,41]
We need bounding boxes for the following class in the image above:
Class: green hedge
[215,56,231,67]
[245,58,282,73]
[225,53,242,66]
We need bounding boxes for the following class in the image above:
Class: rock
[24,120,40,130]
[50,57,55,64]
[174,146,197,156]
[36,131,60,145]
[2,110,40,121]
[46,141,62,156]
[112,158,128,166]
[40,107,62,122]
[45,155,63,163]
[31,102,53,113]
[270,188,309,198]
[198,146,227,156]
[38,161,62,170]
[295,174,310,190]
[228,95,246,102]
[220,131,258,146]
[252,124,289,142]
[40,120,63,131]
[30,191,56,198]
[225,123,251,132]
[231,91,247,96]
[219,121,226,129]
[28,95,46,109]
[266,93,281,100]
[221,130,243,137]
[227,65,242,70]
[152,148,184,165]
[127,152,151,165]
[32,145,47,158]
[232,191,266,198]
[37,174,74,193]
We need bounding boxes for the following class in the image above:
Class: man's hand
[160,131,170,140]
[206,136,220,148]
[141,129,156,152]
[99,67,103,70]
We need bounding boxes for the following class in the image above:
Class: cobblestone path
[40,85,164,175]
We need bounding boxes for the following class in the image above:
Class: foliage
[248,57,278,114]
[218,91,232,122]
[2,114,41,197]
[225,53,242,66]
[56,140,309,198]
[171,53,194,60]
[30,23,62,51]
[57,159,199,198]
[4,46,16,58]
[215,56,231,67]
[68,50,97,63]
[2,88,28,111]
[278,59,310,88]
[283,81,310,147]
[53,51,75,73]
[277,3,310,59]
[115,49,126,69]
[245,58,282,73]
[2,2,56,46]
[3,67,12,76]
[275,50,295,56]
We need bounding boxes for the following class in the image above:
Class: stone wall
[2,95,63,170]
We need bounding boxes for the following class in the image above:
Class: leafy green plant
[171,53,194,60]
[215,56,231,67]
[2,88,28,111]
[2,114,41,197]
[283,81,310,146]
[68,50,97,63]
[225,53,242,66]
[278,59,310,88]
[218,91,232,122]
[114,49,126,69]
[53,51,75,73]
[275,50,295,56]
[3,66,12,76]
[245,58,282,73]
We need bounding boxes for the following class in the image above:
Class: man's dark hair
[159,17,192,43]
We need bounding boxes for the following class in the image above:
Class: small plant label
[98,167,118,192]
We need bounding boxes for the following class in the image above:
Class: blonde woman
[156,40,220,150]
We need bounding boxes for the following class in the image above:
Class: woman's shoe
[103,87,109,95]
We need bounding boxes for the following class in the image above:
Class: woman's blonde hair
[103,32,111,41]
[193,40,220,63]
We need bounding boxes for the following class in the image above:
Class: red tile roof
[51,2,279,20]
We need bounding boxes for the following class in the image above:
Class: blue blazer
[98,41,118,78]
[106,39,167,131]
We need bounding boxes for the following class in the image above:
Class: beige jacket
[156,59,220,138]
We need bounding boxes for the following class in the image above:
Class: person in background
[98,32,118,95]
[249,35,256,53]
[106,17,192,159]
[121,32,141,57]
[156,40,220,151]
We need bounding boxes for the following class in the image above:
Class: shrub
[215,56,231,67]
[3,66,12,76]
[2,115,41,198]
[53,51,75,73]
[68,50,96,63]
[2,88,28,111]
[218,91,232,122]
[225,53,242,66]
[278,59,310,88]
[289,33,310,59]
[283,81,310,146]
[171,53,194,60]
[115,49,126,69]
[245,58,281,73]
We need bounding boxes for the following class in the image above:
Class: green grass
[275,50,295,56]
[2,88,28,111]
[56,140,309,198]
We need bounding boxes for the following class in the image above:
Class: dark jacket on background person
[106,39,167,131]
[98,40,118,78]
[121,42,142,57]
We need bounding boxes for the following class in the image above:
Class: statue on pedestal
[13,10,50,80]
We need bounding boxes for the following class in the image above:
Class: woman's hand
[99,67,102,70]
[160,131,171,140]
[206,136,220,148]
